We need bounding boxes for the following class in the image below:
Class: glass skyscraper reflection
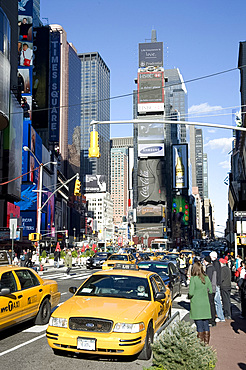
[78,52,110,192]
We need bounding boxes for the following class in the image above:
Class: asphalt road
[0,266,191,370]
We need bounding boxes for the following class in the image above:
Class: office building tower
[203,153,208,198]
[79,52,110,192]
[190,127,204,198]
[164,68,187,144]
[111,148,128,224]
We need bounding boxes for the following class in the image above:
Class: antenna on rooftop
[151,29,157,42]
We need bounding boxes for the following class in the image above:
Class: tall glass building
[78,52,110,192]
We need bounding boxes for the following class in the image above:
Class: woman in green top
[189,261,212,344]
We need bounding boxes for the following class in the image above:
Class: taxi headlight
[49,317,68,328]
[113,322,145,333]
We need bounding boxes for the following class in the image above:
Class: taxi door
[0,271,23,330]
[150,275,169,330]
[13,269,43,320]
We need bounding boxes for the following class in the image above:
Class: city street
[0,266,192,370]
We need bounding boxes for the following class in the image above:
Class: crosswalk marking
[22,324,48,333]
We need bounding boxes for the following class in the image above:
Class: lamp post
[73,227,76,246]
[23,146,57,263]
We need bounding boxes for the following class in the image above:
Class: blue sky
[40,0,246,233]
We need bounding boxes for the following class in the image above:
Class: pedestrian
[203,256,217,327]
[177,252,188,287]
[236,255,242,270]
[54,243,61,269]
[65,250,72,274]
[220,258,232,320]
[239,274,246,318]
[20,249,26,267]
[210,251,225,322]
[189,261,212,344]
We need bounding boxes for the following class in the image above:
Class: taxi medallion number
[77,337,96,351]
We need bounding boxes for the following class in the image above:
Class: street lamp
[73,227,76,246]
[23,146,57,263]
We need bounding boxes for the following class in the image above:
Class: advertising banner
[138,143,164,157]
[138,71,164,113]
[18,0,33,16]
[21,210,36,236]
[49,30,61,143]
[85,175,107,193]
[172,144,188,189]
[139,42,163,68]
[137,158,166,205]
[137,205,162,217]
[22,120,31,181]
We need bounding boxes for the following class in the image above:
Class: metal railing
[154,311,180,342]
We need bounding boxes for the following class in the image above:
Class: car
[156,251,168,260]
[147,252,159,261]
[200,250,212,259]
[138,260,181,299]
[162,254,179,263]
[86,252,112,269]
[102,253,136,270]
[0,265,61,331]
[132,252,150,262]
[46,266,171,360]
[180,249,193,258]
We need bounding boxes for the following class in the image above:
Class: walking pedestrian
[239,274,246,318]
[220,258,232,320]
[189,261,212,344]
[210,251,225,322]
[54,243,61,269]
[65,250,72,274]
[177,252,188,287]
[204,256,217,327]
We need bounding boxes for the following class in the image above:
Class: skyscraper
[78,52,110,191]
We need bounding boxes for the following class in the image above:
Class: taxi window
[15,269,40,290]
[150,276,159,296]
[0,271,17,293]
[153,274,166,292]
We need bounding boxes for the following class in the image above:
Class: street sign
[9,219,17,239]
[234,211,246,217]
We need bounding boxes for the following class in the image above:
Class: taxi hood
[53,295,151,322]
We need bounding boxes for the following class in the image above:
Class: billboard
[138,143,164,157]
[137,158,166,205]
[49,30,61,143]
[139,42,163,68]
[172,144,188,189]
[32,26,50,129]
[137,205,162,217]
[138,71,164,113]
[85,175,107,193]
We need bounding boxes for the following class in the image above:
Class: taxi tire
[138,322,153,360]
[35,298,51,325]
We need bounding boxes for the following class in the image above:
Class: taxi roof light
[113,263,138,270]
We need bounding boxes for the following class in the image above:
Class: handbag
[23,51,31,66]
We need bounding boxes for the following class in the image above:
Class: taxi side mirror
[155,292,166,301]
[69,287,77,294]
[0,287,11,296]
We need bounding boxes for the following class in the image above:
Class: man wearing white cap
[210,251,225,322]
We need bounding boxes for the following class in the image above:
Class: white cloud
[219,160,230,169]
[188,103,223,115]
[204,137,233,153]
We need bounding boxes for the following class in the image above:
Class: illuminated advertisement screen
[138,72,164,103]
[139,42,163,68]
[85,175,107,193]
[172,144,188,189]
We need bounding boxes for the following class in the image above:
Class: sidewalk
[210,303,246,369]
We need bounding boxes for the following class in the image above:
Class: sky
[40,0,246,235]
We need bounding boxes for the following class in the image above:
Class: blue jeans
[194,319,209,332]
[214,286,225,320]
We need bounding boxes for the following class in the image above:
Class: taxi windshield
[108,255,128,261]
[76,274,151,301]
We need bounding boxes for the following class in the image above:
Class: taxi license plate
[77,337,96,351]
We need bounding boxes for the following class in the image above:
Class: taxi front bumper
[46,326,146,356]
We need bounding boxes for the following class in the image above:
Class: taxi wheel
[35,298,51,325]
[138,322,153,360]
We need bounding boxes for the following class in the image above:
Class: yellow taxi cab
[102,253,136,270]
[155,251,168,260]
[148,252,159,261]
[180,249,193,257]
[0,263,61,331]
[46,265,172,360]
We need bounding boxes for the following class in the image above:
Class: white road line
[22,324,48,333]
[0,333,46,357]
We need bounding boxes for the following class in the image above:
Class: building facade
[78,52,110,192]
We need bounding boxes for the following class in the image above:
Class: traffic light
[89,130,100,158]
[28,233,42,241]
[74,179,81,196]
[184,199,189,225]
